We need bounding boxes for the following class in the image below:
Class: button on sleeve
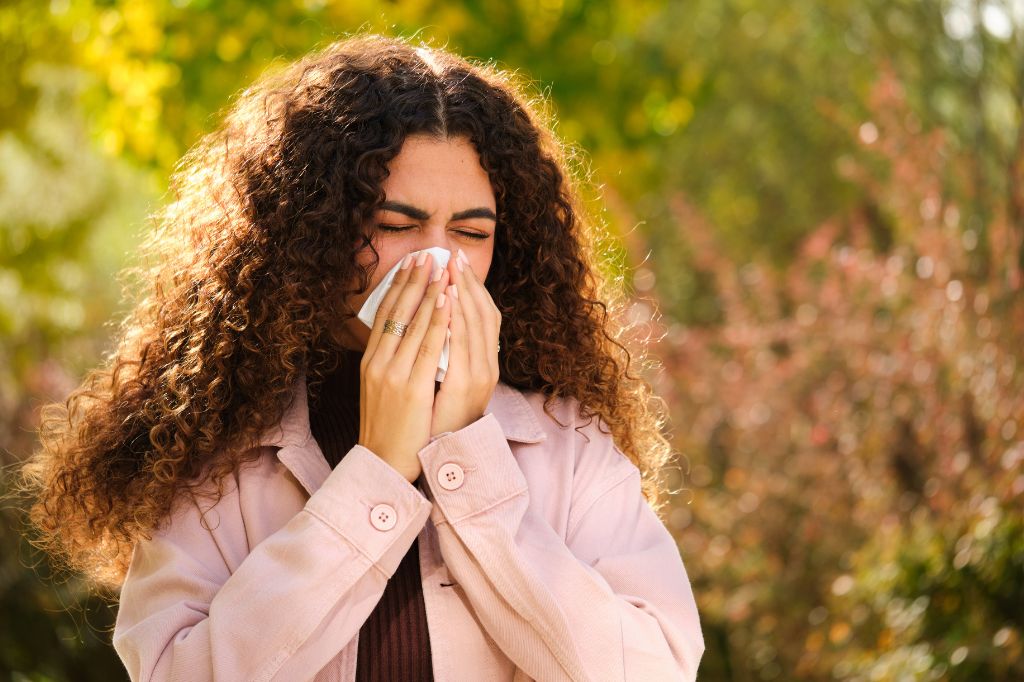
[436,462,465,490]
[305,444,432,577]
[417,413,528,526]
[369,503,398,531]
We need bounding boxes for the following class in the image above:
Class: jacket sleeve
[112,444,432,682]
[416,412,705,682]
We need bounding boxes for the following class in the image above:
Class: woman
[19,33,704,681]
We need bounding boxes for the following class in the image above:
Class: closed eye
[377,224,489,240]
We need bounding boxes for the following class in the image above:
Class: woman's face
[339,133,497,351]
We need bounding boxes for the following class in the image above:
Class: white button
[370,503,397,531]
[437,462,465,490]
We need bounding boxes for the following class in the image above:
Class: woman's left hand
[430,248,501,437]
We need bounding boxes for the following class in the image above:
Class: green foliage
[2,0,1023,679]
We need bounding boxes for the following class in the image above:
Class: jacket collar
[254,370,546,495]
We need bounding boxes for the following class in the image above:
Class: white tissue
[356,246,453,382]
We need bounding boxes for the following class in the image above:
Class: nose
[408,230,457,264]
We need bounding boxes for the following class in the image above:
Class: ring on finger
[383,319,408,337]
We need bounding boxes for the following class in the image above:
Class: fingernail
[450,283,459,299]
[457,248,468,265]
[400,253,413,270]
[436,292,447,308]
[431,264,443,282]
[416,251,429,267]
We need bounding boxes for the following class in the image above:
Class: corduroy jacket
[112,372,705,681]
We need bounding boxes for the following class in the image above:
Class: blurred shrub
[630,66,1024,680]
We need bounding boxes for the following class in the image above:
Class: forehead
[381,135,495,206]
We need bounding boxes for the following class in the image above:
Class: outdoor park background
[2,1,1023,680]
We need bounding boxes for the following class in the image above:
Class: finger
[369,250,435,363]
[446,249,481,346]
[364,251,415,359]
[393,260,450,380]
[449,252,492,372]
[460,251,502,338]
[443,283,468,380]
[409,274,454,386]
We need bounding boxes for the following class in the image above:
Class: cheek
[343,259,386,308]
[476,248,495,280]
[356,270,388,302]
[354,241,403,284]
[353,244,379,269]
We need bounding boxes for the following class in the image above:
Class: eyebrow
[379,200,497,222]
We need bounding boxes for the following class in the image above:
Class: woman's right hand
[358,250,451,483]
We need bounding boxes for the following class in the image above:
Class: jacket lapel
[255,371,546,496]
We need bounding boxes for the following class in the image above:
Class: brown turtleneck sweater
[307,348,434,681]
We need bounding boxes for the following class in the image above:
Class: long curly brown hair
[16,33,679,591]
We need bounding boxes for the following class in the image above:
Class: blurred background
[2,1,1023,680]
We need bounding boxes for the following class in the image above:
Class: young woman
[20,33,704,681]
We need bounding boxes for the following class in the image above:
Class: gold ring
[383,319,408,337]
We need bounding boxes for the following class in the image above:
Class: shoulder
[515,388,640,492]
[155,446,304,572]
[510,388,645,543]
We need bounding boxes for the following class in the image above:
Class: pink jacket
[112,373,705,681]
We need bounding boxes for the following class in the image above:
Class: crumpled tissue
[356,246,452,382]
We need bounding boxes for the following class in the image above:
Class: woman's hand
[359,251,451,483]
[431,248,501,438]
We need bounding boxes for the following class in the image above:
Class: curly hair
[16,33,678,591]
